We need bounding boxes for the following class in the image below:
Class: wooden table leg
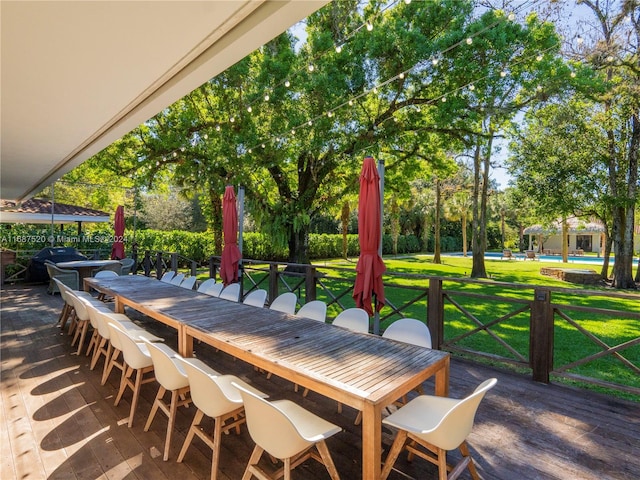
[114,298,125,314]
[361,403,382,479]
[180,328,193,357]
[434,356,450,396]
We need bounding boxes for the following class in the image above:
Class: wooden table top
[85,274,450,480]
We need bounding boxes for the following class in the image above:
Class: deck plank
[1,283,638,480]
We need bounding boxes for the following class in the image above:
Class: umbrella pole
[237,186,245,278]
[373,159,385,336]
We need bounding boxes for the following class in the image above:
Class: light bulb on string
[399,72,405,79]
[536,85,542,91]
[536,54,543,61]
[216,124,221,131]
[577,36,584,45]
[172,152,177,157]
[432,58,439,66]
[285,80,290,88]
[500,70,507,77]
[348,99,354,106]
[248,149,252,154]
[366,22,373,31]
[291,129,295,135]
[404,0,411,4]
[570,71,576,78]
[606,55,614,62]
[441,97,446,102]
[308,64,315,72]
[469,84,475,91]
[466,37,473,45]
[308,120,313,126]
[261,143,266,148]
[508,12,515,21]
[203,134,208,139]
[247,106,252,113]
[264,94,270,101]
[335,45,342,53]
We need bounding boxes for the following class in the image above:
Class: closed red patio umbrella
[220,186,242,286]
[110,205,125,260]
[352,157,385,318]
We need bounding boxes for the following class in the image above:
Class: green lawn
[326,254,640,401]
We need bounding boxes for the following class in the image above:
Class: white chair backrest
[243,289,267,308]
[296,300,327,322]
[428,378,497,450]
[174,356,239,418]
[382,318,432,348]
[160,271,175,283]
[170,273,185,285]
[269,292,298,314]
[83,300,112,329]
[94,270,118,279]
[197,278,217,293]
[94,309,130,339]
[233,383,312,460]
[201,282,224,297]
[333,308,369,333]
[107,322,152,369]
[219,283,241,302]
[139,338,188,391]
[180,276,197,290]
[52,277,71,304]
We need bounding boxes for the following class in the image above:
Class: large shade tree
[91,0,572,265]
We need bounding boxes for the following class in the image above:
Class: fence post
[427,278,444,349]
[530,288,553,383]
[305,265,317,302]
[190,260,197,277]
[143,250,151,277]
[209,256,215,279]
[268,263,279,304]
[171,253,178,273]
[155,252,163,279]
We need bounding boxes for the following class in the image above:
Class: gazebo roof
[0,198,110,224]
[524,217,605,235]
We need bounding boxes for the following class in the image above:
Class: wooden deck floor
[1,283,638,480]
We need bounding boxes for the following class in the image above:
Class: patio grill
[25,247,87,283]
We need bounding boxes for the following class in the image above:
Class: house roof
[1,1,329,202]
[0,198,110,224]
[524,217,605,235]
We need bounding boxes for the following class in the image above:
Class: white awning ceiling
[1,0,329,202]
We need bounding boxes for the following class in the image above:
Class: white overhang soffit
[1,0,330,202]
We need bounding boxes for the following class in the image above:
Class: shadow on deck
[1,284,638,479]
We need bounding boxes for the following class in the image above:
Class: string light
[285,80,291,87]
[308,64,315,72]
[336,45,342,53]
[466,37,473,45]
[366,22,373,31]
[264,94,270,101]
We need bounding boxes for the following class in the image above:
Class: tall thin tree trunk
[433,180,442,264]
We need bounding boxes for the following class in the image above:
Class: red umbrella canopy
[110,205,125,260]
[220,186,242,286]
[352,157,386,316]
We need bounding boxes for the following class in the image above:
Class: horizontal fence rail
[5,249,638,397]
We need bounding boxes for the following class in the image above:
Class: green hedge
[1,225,425,263]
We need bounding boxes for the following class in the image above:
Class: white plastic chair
[296,300,327,322]
[170,273,185,285]
[232,382,341,480]
[83,300,115,363]
[175,356,267,480]
[380,378,498,480]
[269,292,297,314]
[100,313,162,386]
[140,338,191,461]
[180,275,197,290]
[332,308,369,333]
[69,293,104,356]
[197,278,217,293]
[382,318,432,348]
[160,271,176,283]
[219,283,241,302]
[201,282,224,297]
[243,289,267,308]
[107,321,156,427]
[52,277,86,330]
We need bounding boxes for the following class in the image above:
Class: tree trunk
[471,136,489,278]
[462,214,468,257]
[287,224,310,265]
[433,180,442,264]
[609,112,638,289]
[209,187,223,255]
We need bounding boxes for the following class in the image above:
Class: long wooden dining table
[84,275,450,480]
